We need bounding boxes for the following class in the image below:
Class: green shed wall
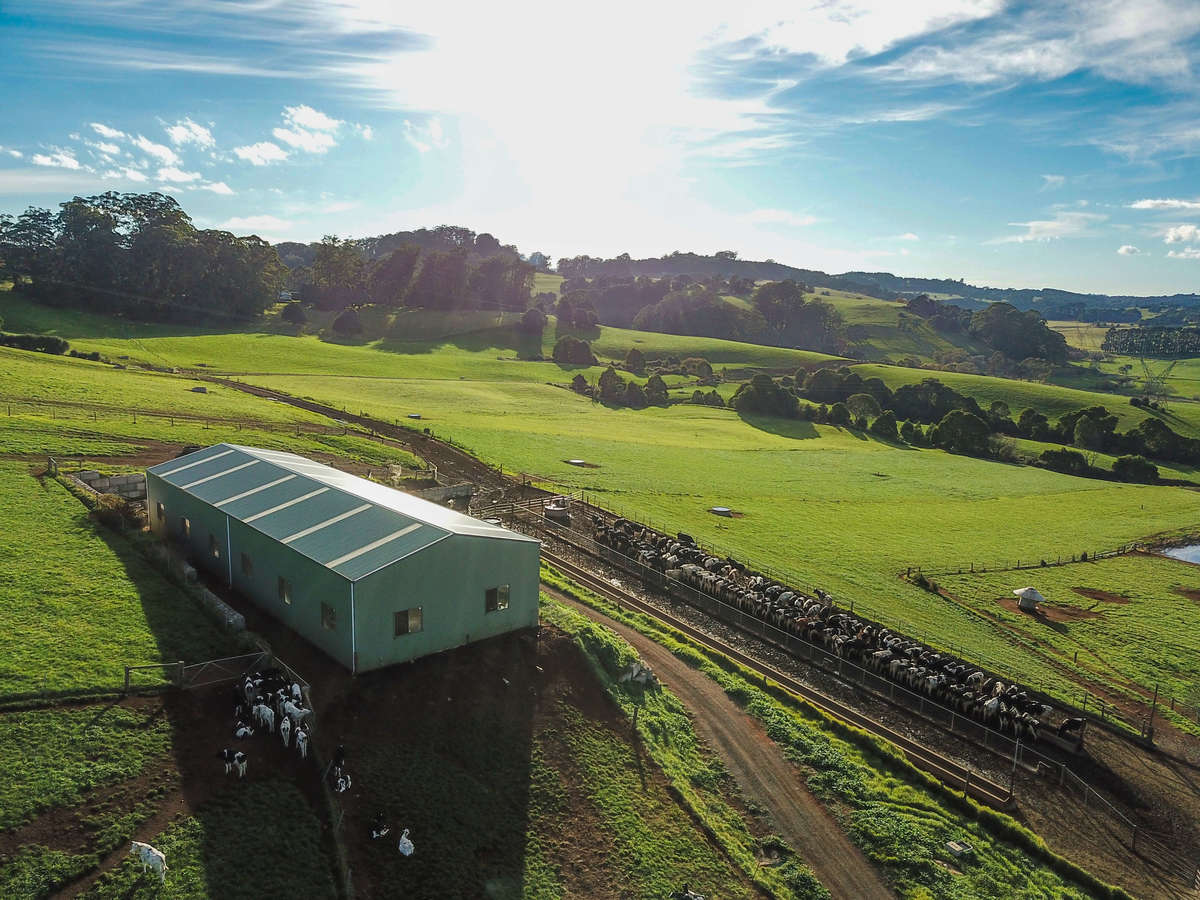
[146,472,355,670]
[351,534,540,672]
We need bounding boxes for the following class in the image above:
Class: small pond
[1163,544,1200,564]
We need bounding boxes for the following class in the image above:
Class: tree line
[905,294,1069,364]
[1102,326,1200,358]
[1,193,285,322]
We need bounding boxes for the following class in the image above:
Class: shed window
[394,607,423,637]
[209,533,221,560]
[485,585,510,613]
[181,517,190,538]
[278,577,292,605]
[241,553,253,577]
[321,602,337,631]
[156,502,165,522]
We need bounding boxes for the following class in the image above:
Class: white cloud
[200,181,235,195]
[742,209,819,228]
[272,126,337,153]
[88,141,121,156]
[0,145,21,158]
[357,124,373,140]
[233,142,289,165]
[896,232,920,241]
[1131,197,1200,211]
[31,149,82,170]
[102,166,148,183]
[1040,174,1065,190]
[90,122,125,140]
[283,104,340,132]
[165,117,215,148]
[132,134,180,165]
[1116,244,1141,255]
[156,166,202,183]
[991,211,1107,243]
[218,214,293,239]
[1164,224,1200,244]
[1167,247,1200,259]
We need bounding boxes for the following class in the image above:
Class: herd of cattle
[591,516,1086,747]
[228,666,313,764]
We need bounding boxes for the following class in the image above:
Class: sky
[3,1,1200,296]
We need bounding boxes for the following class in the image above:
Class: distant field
[1045,320,1114,353]
[812,289,988,362]
[937,554,1200,731]
[532,271,564,297]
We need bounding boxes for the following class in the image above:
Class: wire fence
[515,508,1200,886]
[914,542,1147,577]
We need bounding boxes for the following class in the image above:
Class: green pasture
[937,554,1200,728]
[532,272,564,297]
[811,290,988,362]
[546,573,1117,900]
[0,464,233,696]
[242,372,1200,716]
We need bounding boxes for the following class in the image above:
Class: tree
[624,347,645,373]
[1040,447,1090,476]
[846,393,882,421]
[312,235,366,308]
[367,244,420,305]
[930,410,991,456]
[281,301,307,325]
[552,335,595,365]
[1018,407,1053,441]
[598,365,625,404]
[645,373,669,405]
[332,307,363,335]
[1112,455,1158,483]
[1073,416,1104,452]
[624,381,647,409]
[969,302,1068,363]
[870,410,899,441]
[828,402,852,427]
[681,357,713,378]
[519,306,547,335]
[570,373,590,395]
[731,374,797,418]
[406,250,468,309]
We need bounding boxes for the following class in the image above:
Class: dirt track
[547,587,894,900]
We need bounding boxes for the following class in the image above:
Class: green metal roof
[148,444,537,581]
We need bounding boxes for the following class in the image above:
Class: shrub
[91,493,139,530]
[644,373,669,405]
[1039,447,1089,476]
[681,357,713,378]
[68,349,101,361]
[1112,454,1158,483]
[552,335,595,365]
[281,301,307,325]
[0,333,69,354]
[624,347,645,373]
[828,402,851,427]
[331,308,363,335]
[570,373,590,395]
[623,381,648,409]
[869,411,898,441]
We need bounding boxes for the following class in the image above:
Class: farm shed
[146,444,540,673]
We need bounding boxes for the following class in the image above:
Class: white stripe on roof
[157,448,234,477]
[281,504,371,544]
[214,474,296,507]
[243,487,329,523]
[180,459,259,489]
[326,523,422,570]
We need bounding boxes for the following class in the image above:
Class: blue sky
[3,1,1200,295]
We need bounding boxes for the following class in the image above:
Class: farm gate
[180,650,268,690]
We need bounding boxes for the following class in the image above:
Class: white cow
[130,841,167,884]
[254,703,275,734]
[283,700,310,727]
[295,728,309,760]
[234,750,247,778]
[397,828,414,857]
[279,714,291,748]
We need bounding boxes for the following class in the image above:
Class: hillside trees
[968,302,1068,363]
[752,280,843,352]
[0,192,286,321]
[633,288,764,342]
[731,374,797,418]
[406,250,468,309]
[367,244,420,305]
[552,336,595,365]
[930,410,991,456]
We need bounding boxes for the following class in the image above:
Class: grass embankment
[543,567,1129,900]
[815,290,989,362]
[0,464,233,697]
[540,597,827,899]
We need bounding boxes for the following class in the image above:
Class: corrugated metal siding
[146,443,534,581]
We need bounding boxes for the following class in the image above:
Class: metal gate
[180,650,268,690]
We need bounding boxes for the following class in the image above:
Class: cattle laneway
[544,586,894,900]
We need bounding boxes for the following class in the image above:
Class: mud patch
[1072,587,1130,604]
[1171,586,1200,606]
[996,596,1101,621]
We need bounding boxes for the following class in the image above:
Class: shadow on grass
[735,412,820,440]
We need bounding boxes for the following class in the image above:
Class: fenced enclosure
[179,650,269,690]
[509,505,1200,887]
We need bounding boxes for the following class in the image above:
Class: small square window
[321,602,337,631]
[209,533,221,559]
[156,502,165,522]
[278,577,292,605]
[485,585,510,613]
[181,517,190,538]
[394,607,423,636]
[241,553,253,577]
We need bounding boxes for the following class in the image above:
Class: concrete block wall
[77,470,147,501]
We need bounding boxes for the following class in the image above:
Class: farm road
[546,587,893,900]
